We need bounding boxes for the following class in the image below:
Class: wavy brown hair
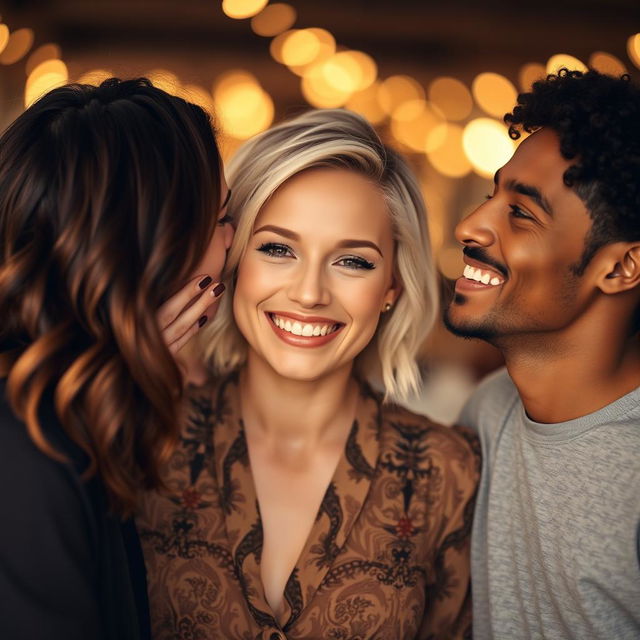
[0,78,221,516]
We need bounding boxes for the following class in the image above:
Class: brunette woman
[0,78,233,640]
[140,109,479,639]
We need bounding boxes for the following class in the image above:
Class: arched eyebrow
[253,224,384,257]
[494,169,554,217]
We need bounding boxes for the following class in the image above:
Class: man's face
[445,128,595,344]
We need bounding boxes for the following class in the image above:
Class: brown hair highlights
[0,78,221,515]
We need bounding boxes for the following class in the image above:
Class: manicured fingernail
[198,276,212,289]
[198,315,208,327]
[212,283,225,297]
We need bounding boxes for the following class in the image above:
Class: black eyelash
[485,194,493,200]
[218,214,233,226]
[338,256,375,270]
[257,242,292,257]
[508,205,532,220]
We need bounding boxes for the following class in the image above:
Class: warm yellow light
[0,24,9,56]
[281,29,321,67]
[0,27,34,65]
[320,50,376,94]
[146,69,181,94]
[26,43,62,76]
[251,3,296,37]
[27,59,68,90]
[437,245,465,280]
[272,28,335,73]
[301,62,351,108]
[427,124,472,178]
[390,99,444,153]
[25,72,66,107]
[589,51,627,76]
[377,75,424,115]
[345,81,387,125]
[463,118,515,178]
[179,84,216,115]
[428,77,472,121]
[472,72,517,119]
[213,72,274,139]
[546,54,588,75]
[77,69,113,85]
[222,0,269,20]
[518,62,545,91]
[627,33,640,69]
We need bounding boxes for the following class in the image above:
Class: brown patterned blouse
[136,373,479,640]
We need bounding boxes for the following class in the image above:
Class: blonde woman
[138,110,479,640]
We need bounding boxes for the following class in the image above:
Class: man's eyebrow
[253,225,384,257]
[494,170,554,217]
[220,189,232,209]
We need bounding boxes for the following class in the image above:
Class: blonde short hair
[200,109,438,401]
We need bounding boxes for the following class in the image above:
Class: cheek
[337,273,389,326]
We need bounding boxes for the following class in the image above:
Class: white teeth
[463,265,503,286]
[271,314,337,338]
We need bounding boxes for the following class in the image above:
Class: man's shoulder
[457,367,521,434]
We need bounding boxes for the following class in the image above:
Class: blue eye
[336,256,375,270]
[508,205,532,220]
[257,242,293,258]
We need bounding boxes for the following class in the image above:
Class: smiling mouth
[268,313,343,337]
[462,264,504,286]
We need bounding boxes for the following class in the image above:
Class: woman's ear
[597,243,640,294]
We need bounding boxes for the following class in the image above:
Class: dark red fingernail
[198,315,208,327]
[212,283,225,297]
[198,276,212,289]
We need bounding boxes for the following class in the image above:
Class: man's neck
[501,329,640,424]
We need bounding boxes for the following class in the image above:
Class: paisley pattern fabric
[137,372,479,639]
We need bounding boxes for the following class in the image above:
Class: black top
[0,379,150,640]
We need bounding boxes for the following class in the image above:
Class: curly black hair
[505,68,640,275]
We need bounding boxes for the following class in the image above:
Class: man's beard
[443,293,498,342]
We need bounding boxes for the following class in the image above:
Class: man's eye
[508,205,532,220]
[336,256,375,270]
[257,242,293,258]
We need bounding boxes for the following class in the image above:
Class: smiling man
[445,69,640,639]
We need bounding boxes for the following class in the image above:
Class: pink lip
[265,312,344,348]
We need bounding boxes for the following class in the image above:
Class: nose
[286,260,330,308]
[454,201,497,248]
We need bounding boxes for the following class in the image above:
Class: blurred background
[0,0,638,420]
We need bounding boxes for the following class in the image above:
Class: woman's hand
[157,275,225,355]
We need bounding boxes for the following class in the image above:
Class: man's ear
[597,243,640,294]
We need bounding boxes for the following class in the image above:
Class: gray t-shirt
[459,368,640,640]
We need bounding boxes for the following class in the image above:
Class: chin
[443,306,497,342]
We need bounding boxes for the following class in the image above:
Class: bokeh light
[378,75,424,115]
[546,53,588,74]
[272,28,335,73]
[251,3,296,37]
[222,0,269,20]
[428,77,472,121]
[390,99,445,153]
[345,81,387,125]
[146,69,181,94]
[427,124,472,178]
[472,72,517,118]
[301,61,351,108]
[518,62,545,91]
[589,51,626,76]
[77,69,113,85]
[25,59,68,107]
[463,118,515,178]
[213,70,274,139]
[26,43,62,76]
[626,33,640,69]
[0,27,34,65]
[0,24,9,56]
[281,29,322,67]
